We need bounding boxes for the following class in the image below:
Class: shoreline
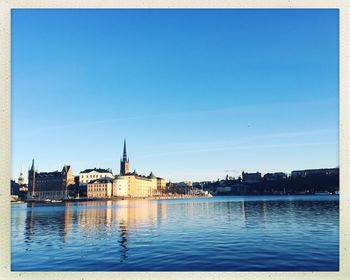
[19,194,211,203]
[12,193,339,204]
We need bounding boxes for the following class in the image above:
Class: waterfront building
[263,172,287,181]
[291,168,339,178]
[27,160,74,200]
[113,176,129,197]
[11,179,20,195]
[174,181,193,188]
[157,177,166,190]
[242,171,262,184]
[74,176,80,196]
[79,168,113,185]
[87,177,113,198]
[117,171,157,197]
[114,140,159,197]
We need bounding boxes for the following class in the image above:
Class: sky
[11,9,339,182]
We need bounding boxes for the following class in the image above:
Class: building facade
[119,171,157,197]
[291,168,339,178]
[27,160,74,200]
[79,168,113,185]
[242,171,262,184]
[157,177,166,190]
[113,176,129,197]
[113,140,160,198]
[87,177,113,198]
[263,172,287,181]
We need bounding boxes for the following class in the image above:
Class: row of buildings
[22,140,166,200]
[240,168,339,184]
[197,168,339,195]
[12,140,339,200]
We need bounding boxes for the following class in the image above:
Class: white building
[79,168,113,185]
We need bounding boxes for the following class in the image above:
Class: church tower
[120,139,130,175]
[28,159,36,196]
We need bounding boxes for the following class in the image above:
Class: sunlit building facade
[157,177,166,190]
[79,168,113,185]
[115,140,160,197]
[27,160,74,200]
[113,176,129,197]
[87,177,113,198]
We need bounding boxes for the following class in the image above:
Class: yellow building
[118,171,157,198]
[116,140,161,198]
[157,177,166,190]
[87,177,113,198]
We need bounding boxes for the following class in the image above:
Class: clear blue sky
[11,9,339,182]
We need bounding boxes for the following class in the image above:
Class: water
[11,195,339,271]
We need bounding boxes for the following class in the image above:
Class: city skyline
[13,136,339,183]
[12,9,338,182]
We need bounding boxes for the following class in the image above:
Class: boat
[314,191,332,195]
[51,199,63,203]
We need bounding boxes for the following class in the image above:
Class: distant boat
[314,191,332,195]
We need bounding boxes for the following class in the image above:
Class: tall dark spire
[123,139,127,161]
[30,159,35,171]
[120,139,130,175]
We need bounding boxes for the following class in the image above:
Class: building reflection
[64,203,73,242]
[118,220,128,262]
[20,199,172,262]
[74,199,166,262]
[239,199,269,227]
[23,202,71,247]
[240,200,247,226]
[24,203,35,244]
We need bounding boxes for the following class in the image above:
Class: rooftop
[36,171,62,178]
[88,177,113,184]
[80,168,112,174]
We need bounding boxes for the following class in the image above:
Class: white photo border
[0,1,349,279]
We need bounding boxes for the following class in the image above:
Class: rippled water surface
[11,195,339,271]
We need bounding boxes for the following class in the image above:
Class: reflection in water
[118,221,128,262]
[24,205,34,245]
[12,196,339,271]
[240,200,247,226]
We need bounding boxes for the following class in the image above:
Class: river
[11,195,339,271]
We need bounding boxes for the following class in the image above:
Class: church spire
[120,139,130,175]
[123,138,127,161]
[30,159,35,171]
